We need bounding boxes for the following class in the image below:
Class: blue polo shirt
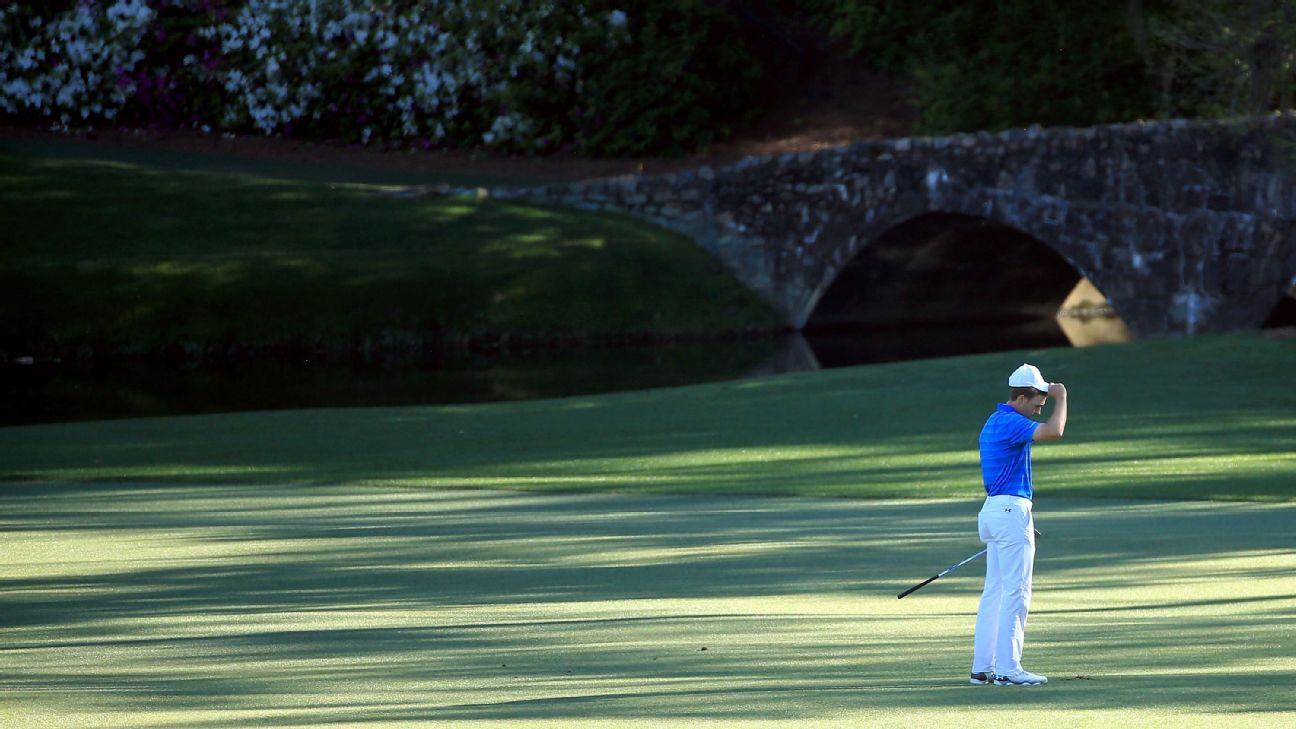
[979,403,1040,500]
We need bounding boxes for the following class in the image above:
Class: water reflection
[801,310,1130,370]
[3,311,1136,427]
[1053,277,1134,346]
[5,272,1137,426]
[2,338,797,427]
[802,279,1134,368]
[1055,314,1134,346]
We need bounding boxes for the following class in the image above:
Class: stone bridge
[491,114,1296,337]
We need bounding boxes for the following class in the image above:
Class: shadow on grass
[3,485,1294,724]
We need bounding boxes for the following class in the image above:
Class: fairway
[3,483,1293,728]
[3,334,1294,726]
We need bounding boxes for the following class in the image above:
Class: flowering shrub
[0,0,759,156]
[0,0,155,124]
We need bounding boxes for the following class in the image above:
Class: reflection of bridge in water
[1054,278,1134,347]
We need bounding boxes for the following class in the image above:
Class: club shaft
[896,548,987,599]
[896,574,940,599]
[894,528,1041,599]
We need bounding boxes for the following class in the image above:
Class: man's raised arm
[1034,383,1068,441]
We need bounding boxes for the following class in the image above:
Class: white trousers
[971,494,1035,676]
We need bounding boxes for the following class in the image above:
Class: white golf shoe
[994,669,1048,686]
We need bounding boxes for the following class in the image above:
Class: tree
[1147,0,1296,117]
[797,0,1155,134]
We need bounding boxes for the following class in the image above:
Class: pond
[2,314,1128,427]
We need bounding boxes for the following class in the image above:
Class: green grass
[2,486,1293,728]
[3,334,1296,726]
[0,139,779,355]
[4,332,1295,502]
[0,135,558,188]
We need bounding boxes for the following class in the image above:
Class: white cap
[1008,363,1051,394]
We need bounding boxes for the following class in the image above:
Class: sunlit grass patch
[2,486,1292,727]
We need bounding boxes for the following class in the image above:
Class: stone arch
[916,195,1141,339]
[1263,279,1296,329]
[792,199,931,329]
[803,212,1097,364]
[806,213,1073,323]
[801,208,1135,345]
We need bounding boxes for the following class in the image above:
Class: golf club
[896,527,1042,599]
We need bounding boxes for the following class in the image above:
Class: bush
[570,1,761,156]
[0,0,155,125]
[799,0,1157,134]
[0,0,762,156]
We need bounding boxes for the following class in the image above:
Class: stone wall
[489,114,1296,338]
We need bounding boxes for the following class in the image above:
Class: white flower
[3,78,31,103]
[2,0,628,153]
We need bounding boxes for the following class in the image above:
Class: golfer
[970,363,1067,686]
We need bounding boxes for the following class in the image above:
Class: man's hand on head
[1035,383,1068,441]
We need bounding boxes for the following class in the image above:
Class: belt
[984,494,1033,509]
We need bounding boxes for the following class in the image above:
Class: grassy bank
[0,138,780,360]
[4,333,1294,502]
